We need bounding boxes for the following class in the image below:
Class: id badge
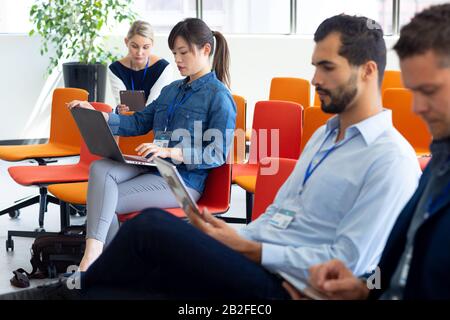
[269,207,296,229]
[153,131,172,148]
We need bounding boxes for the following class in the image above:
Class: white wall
[0,34,400,141]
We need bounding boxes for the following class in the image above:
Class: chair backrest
[383,88,432,155]
[252,157,297,221]
[49,88,89,149]
[79,102,113,166]
[232,94,247,164]
[248,100,303,163]
[269,77,310,108]
[301,106,332,151]
[197,161,232,211]
[381,70,403,97]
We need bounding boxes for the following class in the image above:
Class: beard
[317,73,358,114]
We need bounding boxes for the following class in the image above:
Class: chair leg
[59,201,71,230]
[38,187,47,230]
[5,189,61,251]
[245,191,253,224]
[0,195,40,216]
[6,229,59,251]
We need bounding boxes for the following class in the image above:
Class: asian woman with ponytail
[67,18,236,271]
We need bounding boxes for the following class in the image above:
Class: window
[203,0,290,34]
[1,0,445,35]
[297,0,394,35]
[0,0,33,34]
[399,0,449,28]
[134,0,196,33]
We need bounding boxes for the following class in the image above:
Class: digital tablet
[153,157,203,219]
[119,90,146,111]
[294,278,330,300]
[301,284,329,300]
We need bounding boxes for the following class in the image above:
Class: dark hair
[168,18,231,88]
[314,14,387,86]
[394,3,450,66]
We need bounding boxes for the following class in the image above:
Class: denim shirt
[108,72,236,193]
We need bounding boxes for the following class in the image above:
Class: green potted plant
[29,0,136,102]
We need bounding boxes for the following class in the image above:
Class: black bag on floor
[10,225,86,287]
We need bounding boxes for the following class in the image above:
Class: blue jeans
[82,208,290,299]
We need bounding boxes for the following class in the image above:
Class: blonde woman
[109,20,173,113]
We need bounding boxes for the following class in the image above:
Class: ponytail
[212,31,231,88]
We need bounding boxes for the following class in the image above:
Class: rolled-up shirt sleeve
[107,112,121,135]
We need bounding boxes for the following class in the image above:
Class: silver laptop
[71,107,156,167]
[153,157,202,218]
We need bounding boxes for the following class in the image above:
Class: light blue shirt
[239,109,421,292]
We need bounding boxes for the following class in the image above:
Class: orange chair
[0,88,88,220]
[381,70,404,97]
[269,77,311,107]
[117,161,232,223]
[251,158,297,220]
[3,102,112,251]
[301,106,333,151]
[234,100,303,222]
[48,182,88,207]
[232,94,247,164]
[246,77,310,141]
[383,88,432,156]
[0,88,88,162]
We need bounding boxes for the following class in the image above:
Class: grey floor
[0,157,246,296]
